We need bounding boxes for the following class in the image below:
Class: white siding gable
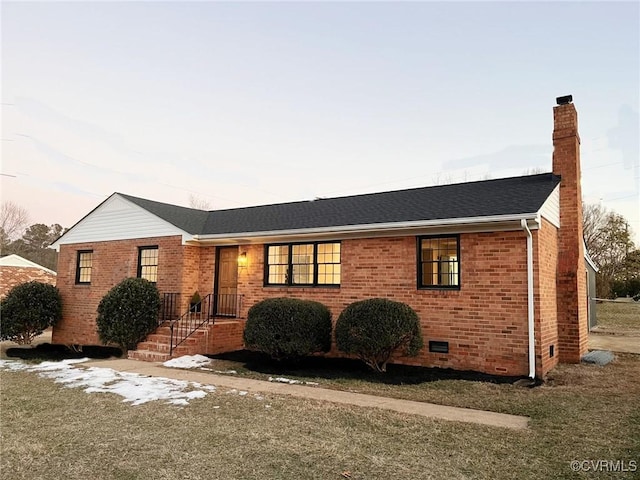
[0,254,57,275]
[52,194,193,249]
[538,184,560,228]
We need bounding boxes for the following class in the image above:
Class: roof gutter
[584,240,599,272]
[521,219,536,380]
[193,212,541,242]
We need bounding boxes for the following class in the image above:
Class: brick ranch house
[51,98,592,379]
[0,254,57,299]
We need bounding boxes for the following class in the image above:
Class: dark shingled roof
[118,194,210,234]
[120,173,561,236]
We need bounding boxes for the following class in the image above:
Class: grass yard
[2,354,639,480]
[596,301,640,331]
[2,304,639,479]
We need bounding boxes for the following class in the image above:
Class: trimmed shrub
[96,278,161,353]
[0,281,62,345]
[243,297,332,361]
[335,298,424,372]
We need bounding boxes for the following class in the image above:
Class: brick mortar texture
[52,236,197,346]
[0,267,57,299]
[238,231,534,376]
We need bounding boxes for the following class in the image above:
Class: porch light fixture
[238,252,248,268]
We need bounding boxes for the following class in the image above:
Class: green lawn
[2,354,639,479]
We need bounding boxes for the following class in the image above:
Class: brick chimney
[552,96,588,362]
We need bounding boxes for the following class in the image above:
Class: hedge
[243,297,332,361]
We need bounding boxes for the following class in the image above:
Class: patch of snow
[238,391,248,396]
[192,382,216,392]
[268,376,301,384]
[305,381,319,386]
[163,354,212,369]
[0,359,214,407]
[0,359,33,371]
[254,394,264,401]
[199,367,237,374]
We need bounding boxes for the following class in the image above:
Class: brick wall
[0,267,57,299]
[53,224,569,378]
[205,320,245,354]
[237,231,537,376]
[52,235,199,346]
[534,218,559,375]
[197,246,217,299]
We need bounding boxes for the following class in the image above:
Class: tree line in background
[1,199,638,299]
[583,202,639,299]
[0,201,66,272]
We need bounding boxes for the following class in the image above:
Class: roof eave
[189,213,541,245]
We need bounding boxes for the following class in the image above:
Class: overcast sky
[2,1,638,241]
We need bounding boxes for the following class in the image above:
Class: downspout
[521,219,536,379]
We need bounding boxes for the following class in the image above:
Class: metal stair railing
[169,293,213,356]
[215,293,243,317]
[159,292,180,324]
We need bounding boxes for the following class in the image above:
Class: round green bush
[0,281,62,345]
[243,297,332,361]
[96,278,161,353]
[335,298,424,372]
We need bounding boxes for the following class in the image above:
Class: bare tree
[188,194,212,210]
[1,201,29,241]
[583,202,636,297]
[523,167,546,175]
[583,202,609,266]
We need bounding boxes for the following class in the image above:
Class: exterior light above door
[238,252,248,268]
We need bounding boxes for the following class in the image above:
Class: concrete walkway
[82,358,529,430]
[589,330,640,354]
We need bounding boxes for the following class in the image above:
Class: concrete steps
[128,324,211,362]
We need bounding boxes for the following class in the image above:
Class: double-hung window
[265,242,340,286]
[75,250,93,284]
[137,246,158,283]
[418,235,460,289]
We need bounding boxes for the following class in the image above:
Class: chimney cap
[556,95,573,105]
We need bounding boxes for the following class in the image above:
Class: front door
[214,247,238,316]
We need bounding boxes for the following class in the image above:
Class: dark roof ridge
[117,192,209,213]
[117,192,210,234]
[203,172,558,214]
[54,172,561,242]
